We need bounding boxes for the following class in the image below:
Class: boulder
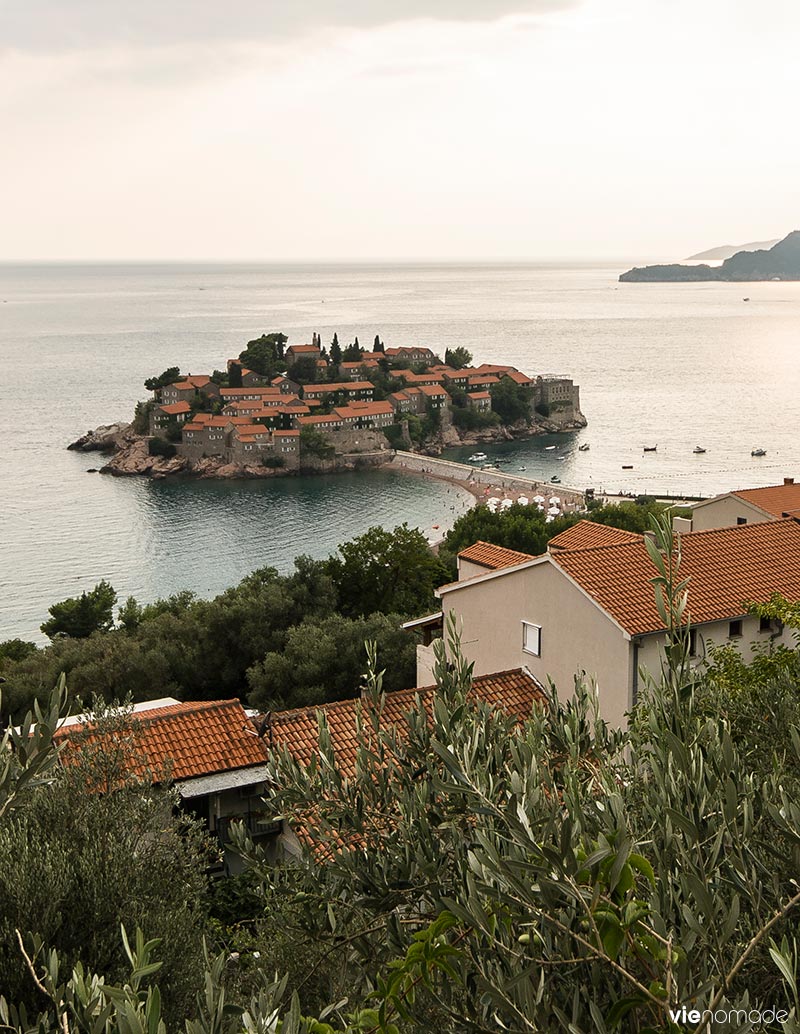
[68,422,131,452]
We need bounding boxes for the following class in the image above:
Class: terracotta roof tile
[55,700,268,783]
[731,482,800,517]
[264,669,545,776]
[547,520,643,552]
[553,518,800,636]
[459,540,537,570]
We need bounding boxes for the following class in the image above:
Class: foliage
[291,355,320,384]
[148,435,177,458]
[211,368,231,386]
[587,498,690,534]
[443,346,472,370]
[450,406,500,431]
[300,426,336,461]
[263,455,286,468]
[239,333,288,378]
[382,423,406,450]
[0,639,37,667]
[0,702,211,1023]
[440,502,578,561]
[40,580,117,641]
[342,341,363,363]
[325,524,449,619]
[143,367,180,393]
[490,376,531,423]
[247,612,417,711]
[330,334,342,365]
[373,335,384,353]
[131,398,154,434]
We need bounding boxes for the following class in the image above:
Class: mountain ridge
[620,231,800,283]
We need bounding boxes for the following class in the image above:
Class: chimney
[784,477,795,485]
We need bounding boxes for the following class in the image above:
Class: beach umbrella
[517,496,529,506]
[545,514,554,523]
[549,496,561,504]
[500,498,513,510]
[547,505,560,515]
[533,495,545,503]
[537,504,545,511]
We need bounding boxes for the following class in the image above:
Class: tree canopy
[444,346,472,369]
[143,366,180,392]
[40,580,117,640]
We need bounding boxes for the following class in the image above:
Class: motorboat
[643,445,657,452]
[578,443,590,451]
[751,448,767,457]
[693,446,706,454]
[468,452,488,462]
[545,445,556,451]
[550,475,561,483]
[517,466,527,471]
[622,464,633,470]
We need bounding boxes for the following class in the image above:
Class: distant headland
[620,230,800,283]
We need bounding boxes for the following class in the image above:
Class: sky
[1,0,798,262]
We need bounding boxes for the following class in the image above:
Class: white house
[412,519,800,729]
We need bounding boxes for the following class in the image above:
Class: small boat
[517,466,527,471]
[693,446,706,454]
[550,475,561,483]
[545,445,557,451]
[468,452,488,462]
[751,448,767,457]
[578,443,590,451]
[622,464,633,470]
[743,297,750,302]
[643,445,657,452]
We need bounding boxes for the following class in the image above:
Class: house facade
[414,520,800,730]
[690,478,800,531]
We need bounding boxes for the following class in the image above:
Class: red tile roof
[417,384,450,397]
[731,482,800,517]
[547,520,643,552]
[265,669,544,776]
[553,518,800,636]
[159,401,191,415]
[286,344,320,355]
[459,540,537,570]
[55,700,268,783]
[274,429,300,437]
[304,381,374,394]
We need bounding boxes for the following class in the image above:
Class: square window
[522,621,541,656]
[736,517,747,525]
[729,619,743,638]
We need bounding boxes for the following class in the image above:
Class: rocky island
[620,229,800,282]
[69,333,586,479]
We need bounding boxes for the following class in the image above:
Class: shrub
[148,437,176,458]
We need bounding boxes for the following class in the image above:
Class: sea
[2,261,799,642]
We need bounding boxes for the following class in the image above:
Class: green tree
[0,702,211,1025]
[444,346,472,369]
[342,340,363,363]
[299,426,336,461]
[238,333,287,377]
[373,334,384,353]
[0,639,37,667]
[247,611,417,711]
[490,376,531,423]
[291,354,320,384]
[228,361,243,387]
[40,580,117,641]
[330,335,342,365]
[143,367,180,393]
[326,523,449,618]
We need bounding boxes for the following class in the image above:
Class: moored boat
[468,452,488,462]
[751,448,767,457]
[693,446,706,454]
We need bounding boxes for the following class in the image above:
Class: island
[69,333,586,479]
[620,229,800,282]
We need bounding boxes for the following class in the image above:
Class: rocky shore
[416,411,588,456]
[69,408,587,481]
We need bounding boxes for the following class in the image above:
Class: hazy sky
[1,0,798,261]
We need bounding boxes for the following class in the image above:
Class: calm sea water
[2,261,799,642]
